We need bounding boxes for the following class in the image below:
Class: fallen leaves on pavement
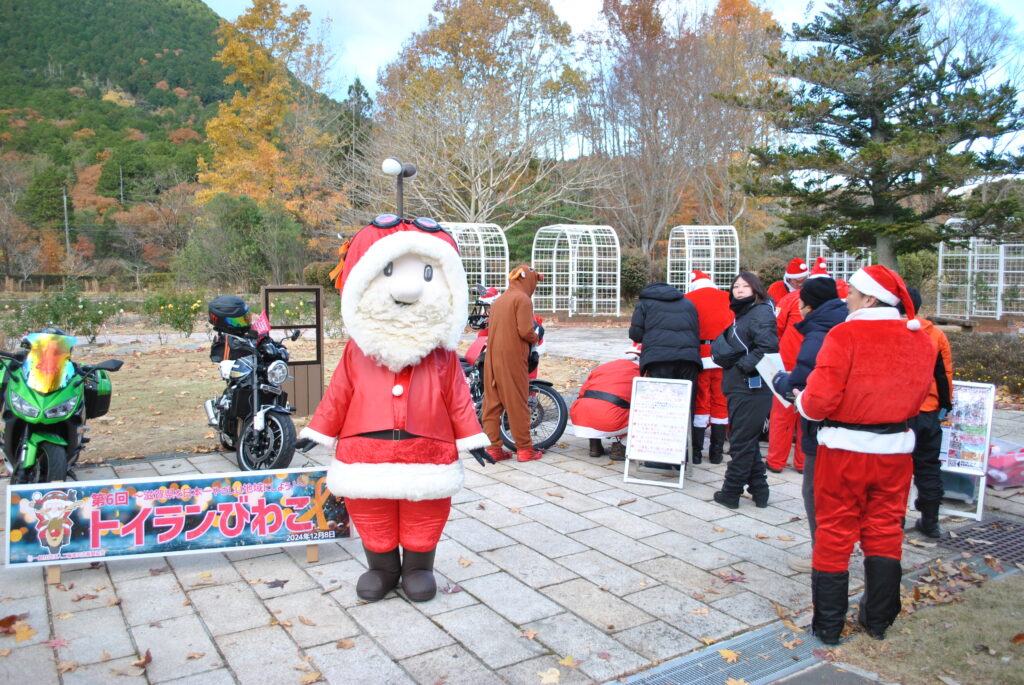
[718,648,741,663]
[557,654,581,669]
[537,667,560,684]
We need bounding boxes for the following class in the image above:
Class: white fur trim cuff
[326,459,464,501]
[701,357,721,370]
[692,413,711,429]
[817,426,916,455]
[795,392,824,422]
[456,433,490,451]
[689,278,715,292]
[710,416,730,425]
[573,425,628,438]
[299,427,337,450]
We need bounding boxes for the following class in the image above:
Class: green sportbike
[1,329,122,484]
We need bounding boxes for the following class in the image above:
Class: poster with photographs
[939,381,995,476]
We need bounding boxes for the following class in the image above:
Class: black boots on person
[588,438,605,458]
[811,568,850,645]
[914,498,942,538]
[709,424,727,464]
[858,556,903,640]
[691,427,705,464]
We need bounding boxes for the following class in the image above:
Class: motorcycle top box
[208,295,251,335]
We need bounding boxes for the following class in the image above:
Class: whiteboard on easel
[938,381,995,521]
[622,377,692,489]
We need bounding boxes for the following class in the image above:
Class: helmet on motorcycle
[208,296,251,335]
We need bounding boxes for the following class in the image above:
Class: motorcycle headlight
[44,396,80,419]
[266,360,289,385]
[10,392,41,418]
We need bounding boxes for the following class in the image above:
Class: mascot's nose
[388,257,428,304]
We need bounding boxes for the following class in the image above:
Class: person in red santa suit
[767,257,809,305]
[684,270,733,464]
[766,257,831,473]
[570,344,641,460]
[296,214,493,603]
[794,265,934,644]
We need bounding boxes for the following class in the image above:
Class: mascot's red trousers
[767,397,803,470]
[347,498,450,553]
[693,368,727,426]
[812,447,913,572]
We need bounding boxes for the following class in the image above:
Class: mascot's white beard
[351,284,455,372]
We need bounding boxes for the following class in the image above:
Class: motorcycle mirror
[290,329,301,341]
[95,359,124,372]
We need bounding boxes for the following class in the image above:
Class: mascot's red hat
[848,265,921,330]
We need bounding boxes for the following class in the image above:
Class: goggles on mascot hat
[370,214,453,239]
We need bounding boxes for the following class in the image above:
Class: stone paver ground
[4,320,1024,684]
[5,422,1024,685]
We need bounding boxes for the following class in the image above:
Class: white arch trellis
[441,222,510,296]
[805,236,873,283]
[666,225,739,291]
[531,225,621,316]
[937,239,1024,320]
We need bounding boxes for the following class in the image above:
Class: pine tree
[744,0,1023,267]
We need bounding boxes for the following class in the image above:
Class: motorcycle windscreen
[23,332,77,394]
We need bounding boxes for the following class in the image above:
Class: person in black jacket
[710,272,778,508]
[629,282,702,466]
[772,277,846,572]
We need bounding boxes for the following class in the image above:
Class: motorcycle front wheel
[500,383,568,451]
[237,412,296,471]
[11,442,68,484]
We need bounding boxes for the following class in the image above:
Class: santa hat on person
[688,270,715,292]
[848,265,921,330]
[807,256,830,279]
[339,216,469,353]
[783,258,810,283]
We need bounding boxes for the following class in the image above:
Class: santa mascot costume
[570,344,641,459]
[795,265,934,644]
[684,270,733,464]
[298,214,493,603]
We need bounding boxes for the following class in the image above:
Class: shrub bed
[947,331,1024,395]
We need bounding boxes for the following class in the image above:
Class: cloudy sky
[203,1,1019,96]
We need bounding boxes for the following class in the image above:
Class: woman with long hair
[710,271,779,509]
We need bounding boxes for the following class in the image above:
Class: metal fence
[937,239,1024,319]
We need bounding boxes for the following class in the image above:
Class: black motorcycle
[205,296,299,471]
[461,286,567,450]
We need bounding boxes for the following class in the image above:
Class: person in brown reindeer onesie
[482,265,545,462]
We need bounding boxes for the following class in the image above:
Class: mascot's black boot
[691,427,705,464]
[588,439,605,458]
[914,498,942,538]
[401,548,438,602]
[356,546,401,601]
[858,556,903,640]
[811,568,850,645]
[709,424,727,464]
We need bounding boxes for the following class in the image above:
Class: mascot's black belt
[701,339,714,344]
[821,419,908,434]
[360,429,420,441]
[581,390,630,410]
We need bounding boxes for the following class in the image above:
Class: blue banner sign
[5,467,349,567]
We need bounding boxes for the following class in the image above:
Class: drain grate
[937,518,1024,564]
[625,622,825,685]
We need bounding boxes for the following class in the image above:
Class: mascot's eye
[383,262,393,277]
[423,265,433,281]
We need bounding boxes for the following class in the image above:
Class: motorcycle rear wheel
[11,442,68,484]
[499,383,568,451]
[237,412,295,471]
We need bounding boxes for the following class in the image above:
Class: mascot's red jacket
[570,358,640,437]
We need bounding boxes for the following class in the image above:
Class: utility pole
[62,186,71,253]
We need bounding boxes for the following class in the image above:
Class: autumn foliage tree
[366,0,589,228]
[197,0,346,234]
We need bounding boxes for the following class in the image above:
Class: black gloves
[294,438,317,453]
[470,447,496,467]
